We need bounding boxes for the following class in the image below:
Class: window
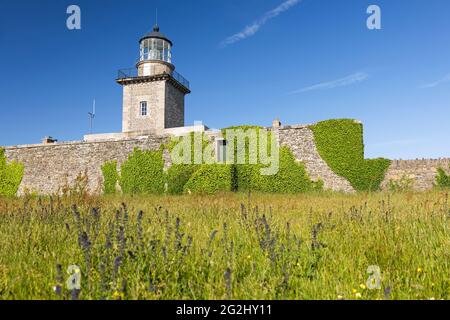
[216,139,227,163]
[140,101,148,116]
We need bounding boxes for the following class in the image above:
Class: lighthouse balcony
[117,67,190,90]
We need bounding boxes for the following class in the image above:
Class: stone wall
[381,159,450,191]
[4,136,167,195]
[165,81,185,129]
[4,123,448,195]
[276,125,355,193]
[3,125,356,195]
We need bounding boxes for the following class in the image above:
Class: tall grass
[0,191,449,300]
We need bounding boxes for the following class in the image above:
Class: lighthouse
[117,24,191,134]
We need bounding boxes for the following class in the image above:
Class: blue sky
[0,0,449,159]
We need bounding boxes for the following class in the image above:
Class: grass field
[0,191,449,300]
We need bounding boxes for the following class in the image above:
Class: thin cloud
[420,74,450,89]
[220,0,301,48]
[289,72,369,94]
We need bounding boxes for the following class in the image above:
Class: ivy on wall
[165,132,212,194]
[310,119,391,192]
[183,164,237,195]
[221,126,319,194]
[435,166,450,188]
[167,164,199,195]
[222,126,261,191]
[100,119,393,195]
[257,146,323,194]
[101,161,119,194]
[0,148,24,197]
[119,148,165,194]
[100,126,319,195]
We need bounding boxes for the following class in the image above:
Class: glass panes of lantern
[140,39,171,63]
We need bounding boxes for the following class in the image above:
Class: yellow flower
[359,284,367,290]
[417,267,423,273]
[337,295,344,300]
[112,291,124,300]
[246,255,251,260]
[355,292,362,298]
[352,288,357,294]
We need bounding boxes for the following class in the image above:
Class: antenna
[156,8,158,25]
[88,99,96,134]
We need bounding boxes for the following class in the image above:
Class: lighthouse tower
[117,24,191,134]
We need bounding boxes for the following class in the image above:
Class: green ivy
[222,126,265,191]
[101,161,119,194]
[222,126,318,193]
[119,148,165,195]
[0,148,24,197]
[183,164,237,195]
[166,164,199,195]
[310,119,391,192]
[436,166,450,188]
[165,133,213,194]
[257,146,318,193]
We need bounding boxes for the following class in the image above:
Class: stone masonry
[4,136,168,195]
[381,158,450,191]
[276,125,355,193]
[120,76,186,134]
[4,123,448,195]
[3,123,356,195]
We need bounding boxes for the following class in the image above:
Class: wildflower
[246,255,252,260]
[337,295,344,300]
[360,284,367,290]
[53,285,62,296]
[384,286,392,299]
[355,292,362,298]
[113,257,122,277]
[417,267,423,273]
[225,268,232,299]
[112,290,125,300]
[352,288,357,294]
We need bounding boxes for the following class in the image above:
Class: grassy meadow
[0,191,449,300]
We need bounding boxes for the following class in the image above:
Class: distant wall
[381,159,450,191]
[4,137,167,195]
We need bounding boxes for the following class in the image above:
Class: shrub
[435,166,450,188]
[119,148,165,194]
[101,161,119,194]
[0,148,24,197]
[310,119,391,192]
[388,175,414,192]
[183,164,237,195]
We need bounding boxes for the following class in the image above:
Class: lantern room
[139,25,172,63]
